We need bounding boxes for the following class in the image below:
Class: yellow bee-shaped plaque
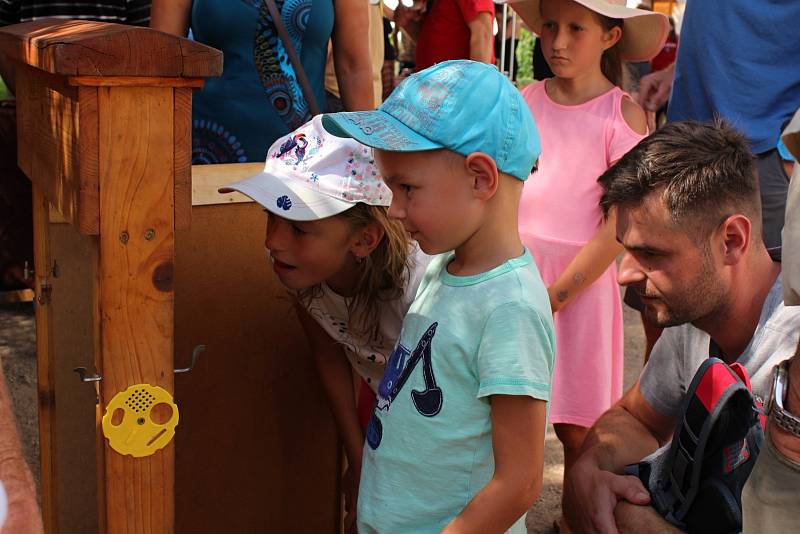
[101,384,179,458]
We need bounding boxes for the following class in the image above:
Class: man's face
[616,196,729,328]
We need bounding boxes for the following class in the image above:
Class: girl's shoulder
[519,79,547,100]
[618,93,648,136]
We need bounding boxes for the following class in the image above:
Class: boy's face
[374,149,477,255]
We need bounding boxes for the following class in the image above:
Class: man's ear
[719,214,751,265]
[602,25,622,50]
[465,152,499,200]
[350,221,385,260]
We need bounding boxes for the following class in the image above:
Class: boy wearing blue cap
[323,60,555,533]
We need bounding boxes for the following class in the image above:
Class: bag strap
[263,0,322,116]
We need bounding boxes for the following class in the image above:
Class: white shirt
[303,245,432,391]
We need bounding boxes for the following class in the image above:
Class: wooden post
[0,20,222,533]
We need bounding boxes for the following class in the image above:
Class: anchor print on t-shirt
[367,322,442,450]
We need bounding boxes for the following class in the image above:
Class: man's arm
[563,381,674,534]
[442,396,546,533]
[769,340,800,462]
[635,62,675,112]
[0,362,42,534]
[467,12,494,64]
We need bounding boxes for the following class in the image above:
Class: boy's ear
[465,152,499,200]
[350,221,386,260]
[603,25,623,50]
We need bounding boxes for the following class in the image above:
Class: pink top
[519,81,646,243]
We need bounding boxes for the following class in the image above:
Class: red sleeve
[457,0,495,24]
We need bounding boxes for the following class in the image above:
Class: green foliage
[516,29,535,89]
[0,76,9,100]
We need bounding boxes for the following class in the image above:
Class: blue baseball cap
[321,60,540,181]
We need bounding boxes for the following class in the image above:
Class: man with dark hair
[562,120,800,533]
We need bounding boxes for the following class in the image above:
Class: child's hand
[342,464,360,534]
[547,285,565,313]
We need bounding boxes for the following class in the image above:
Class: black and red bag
[626,357,765,533]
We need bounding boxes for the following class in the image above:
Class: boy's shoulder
[424,248,552,320]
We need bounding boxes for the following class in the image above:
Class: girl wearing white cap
[509,0,668,502]
[220,116,430,531]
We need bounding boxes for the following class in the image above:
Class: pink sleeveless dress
[519,81,645,427]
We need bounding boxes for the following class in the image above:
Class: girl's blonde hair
[297,203,413,339]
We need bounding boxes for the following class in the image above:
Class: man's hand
[635,63,675,112]
[562,455,651,534]
[393,2,424,32]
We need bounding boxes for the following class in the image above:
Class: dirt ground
[0,299,645,533]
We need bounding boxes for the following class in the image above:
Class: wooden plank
[174,202,341,533]
[0,20,222,78]
[98,85,175,533]
[32,186,57,534]
[47,222,101,534]
[78,86,99,234]
[191,163,262,206]
[174,88,192,230]
[0,288,34,304]
[69,76,205,88]
[14,63,88,231]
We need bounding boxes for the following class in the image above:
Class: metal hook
[73,367,103,382]
[174,344,206,374]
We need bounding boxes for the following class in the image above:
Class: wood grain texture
[78,86,99,234]
[191,162,263,206]
[69,76,205,88]
[47,221,101,534]
[14,63,86,230]
[173,88,192,230]
[32,187,57,534]
[0,19,222,78]
[174,203,341,534]
[98,86,175,533]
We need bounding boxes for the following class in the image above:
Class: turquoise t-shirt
[358,249,556,534]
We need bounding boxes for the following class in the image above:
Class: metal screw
[144,229,155,241]
[120,231,129,244]
[137,417,145,425]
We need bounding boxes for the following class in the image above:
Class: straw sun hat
[505,0,669,62]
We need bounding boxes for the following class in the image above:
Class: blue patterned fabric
[191,0,333,164]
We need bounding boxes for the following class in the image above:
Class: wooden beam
[69,77,205,88]
[0,19,222,78]
[98,85,175,533]
[32,186,58,533]
[191,163,262,207]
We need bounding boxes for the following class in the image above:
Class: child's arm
[442,395,547,534]
[547,209,623,312]
[295,305,364,476]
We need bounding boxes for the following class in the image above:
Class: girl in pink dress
[514,0,668,484]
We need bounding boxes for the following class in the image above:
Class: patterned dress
[190,0,332,164]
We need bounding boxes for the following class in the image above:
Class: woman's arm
[149,0,192,36]
[332,0,377,110]
[548,209,623,312]
[442,396,547,533]
[295,305,364,473]
[467,12,494,64]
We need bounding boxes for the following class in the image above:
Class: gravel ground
[0,298,646,533]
